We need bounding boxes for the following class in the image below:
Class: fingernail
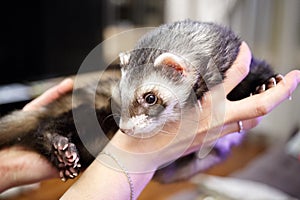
[198,101,203,112]
[275,74,285,85]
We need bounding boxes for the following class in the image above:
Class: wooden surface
[0,135,266,200]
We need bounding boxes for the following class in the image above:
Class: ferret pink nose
[120,128,134,135]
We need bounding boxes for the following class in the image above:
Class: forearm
[61,131,157,200]
[61,158,154,200]
[0,147,57,193]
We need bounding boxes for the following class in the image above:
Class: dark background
[0,0,164,85]
[0,0,106,85]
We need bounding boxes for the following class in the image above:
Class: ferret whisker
[101,113,120,126]
[159,129,177,135]
[157,113,200,124]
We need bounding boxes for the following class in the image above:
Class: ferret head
[117,51,195,137]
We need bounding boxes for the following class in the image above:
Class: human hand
[0,78,73,192]
[168,41,300,163]
[23,78,74,111]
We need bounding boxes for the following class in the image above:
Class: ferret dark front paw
[253,74,284,95]
[52,135,81,181]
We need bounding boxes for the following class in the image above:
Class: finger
[227,70,300,122]
[23,78,74,111]
[221,117,262,137]
[223,41,252,94]
[185,117,261,155]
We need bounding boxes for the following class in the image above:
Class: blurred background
[0,0,300,199]
[0,0,299,141]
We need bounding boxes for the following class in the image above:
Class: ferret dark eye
[144,93,157,105]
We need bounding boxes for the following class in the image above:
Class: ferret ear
[119,52,131,67]
[154,53,187,75]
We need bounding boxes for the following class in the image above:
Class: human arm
[61,42,300,199]
[0,78,74,192]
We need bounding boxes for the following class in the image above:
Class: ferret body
[0,20,276,182]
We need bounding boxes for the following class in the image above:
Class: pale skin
[0,78,74,192]
[0,42,300,199]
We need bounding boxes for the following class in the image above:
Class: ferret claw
[254,74,284,95]
[275,74,285,83]
[267,77,277,88]
[255,84,266,94]
[52,135,81,181]
[52,135,69,150]
[261,84,266,92]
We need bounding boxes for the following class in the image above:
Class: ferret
[0,19,281,183]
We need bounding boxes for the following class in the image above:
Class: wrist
[99,152,154,199]
[100,131,159,173]
[105,129,179,172]
[105,121,197,172]
[62,150,154,200]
